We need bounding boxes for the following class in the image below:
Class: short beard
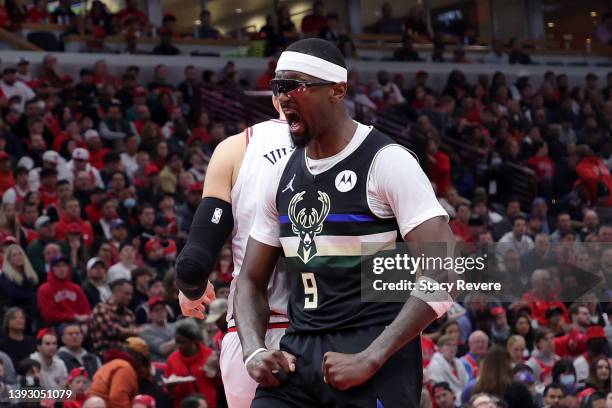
[290,130,312,148]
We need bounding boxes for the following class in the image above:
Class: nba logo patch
[211,208,223,224]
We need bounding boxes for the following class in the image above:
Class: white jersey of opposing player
[226,119,294,323]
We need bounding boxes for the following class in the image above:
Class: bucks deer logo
[288,191,331,263]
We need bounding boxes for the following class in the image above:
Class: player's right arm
[175,133,246,318]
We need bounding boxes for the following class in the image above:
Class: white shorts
[220,328,286,408]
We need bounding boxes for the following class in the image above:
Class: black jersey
[275,129,404,333]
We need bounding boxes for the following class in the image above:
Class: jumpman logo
[282,174,296,193]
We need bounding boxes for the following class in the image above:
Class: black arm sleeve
[175,197,233,300]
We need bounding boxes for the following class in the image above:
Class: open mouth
[283,108,304,133]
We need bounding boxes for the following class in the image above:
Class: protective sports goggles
[270,78,335,97]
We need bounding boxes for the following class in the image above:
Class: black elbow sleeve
[175,197,233,300]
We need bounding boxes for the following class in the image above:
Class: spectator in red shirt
[450,203,474,243]
[0,3,11,29]
[427,137,451,196]
[187,112,211,147]
[83,130,111,171]
[521,269,567,326]
[84,187,108,225]
[38,168,59,209]
[165,320,219,408]
[575,145,612,206]
[36,255,91,326]
[527,142,554,182]
[255,60,277,91]
[116,0,148,31]
[0,151,15,195]
[54,197,94,248]
[300,1,327,35]
[26,0,51,23]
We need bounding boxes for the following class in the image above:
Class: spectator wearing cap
[144,237,172,277]
[165,319,219,408]
[427,334,469,401]
[74,69,99,109]
[30,329,68,389]
[432,382,456,408]
[140,296,176,362]
[461,330,489,381]
[67,145,104,188]
[85,129,110,170]
[63,366,91,408]
[3,166,32,210]
[81,257,111,308]
[134,277,174,325]
[526,328,560,385]
[28,149,68,191]
[36,255,91,326]
[108,243,138,283]
[55,197,95,248]
[0,68,35,110]
[137,163,164,207]
[99,104,137,148]
[0,244,38,316]
[57,323,101,378]
[151,215,177,261]
[573,326,608,383]
[90,279,137,354]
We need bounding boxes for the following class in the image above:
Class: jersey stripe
[279,230,397,258]
[279,213,376,223]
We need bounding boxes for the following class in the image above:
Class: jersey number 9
[301,272,318,309]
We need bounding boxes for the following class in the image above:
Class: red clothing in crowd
[26,7,50,23]
[88,147,111,170]
[36,267,91,325]
[116,8,148,28]
[527,156,555,181]
[554,329,588,359]
[39,186,59,208]
[187,128,211,146]
[576,156,612,206]
[450,220,474,243]
[521,291,568,326]
[429,151,451,196]
[0,6,10,29]
[421,336,436,368]
[165,343,218,408]
[85,203,103,224]
[300,14,327,33]
[0,171,15,195]
[55,217,94,247]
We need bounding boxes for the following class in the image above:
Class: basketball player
[234,38,457,407]
[175,97,294,407]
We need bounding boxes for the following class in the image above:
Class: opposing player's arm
[234,160,295,387]
[324,146,457,390]
[175,133,246,302]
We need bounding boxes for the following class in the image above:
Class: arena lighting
[590,11,597,17]
[547,22,555,28]
[235,8,243,13]
[194,19,201,25]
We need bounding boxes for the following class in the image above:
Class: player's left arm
[323,145,458,390]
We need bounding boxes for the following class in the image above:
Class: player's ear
[330,82,347,103]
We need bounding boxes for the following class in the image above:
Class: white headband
[276,51,347,82]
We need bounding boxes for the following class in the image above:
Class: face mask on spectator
[124,198,137,208]
[559,374,575,385]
